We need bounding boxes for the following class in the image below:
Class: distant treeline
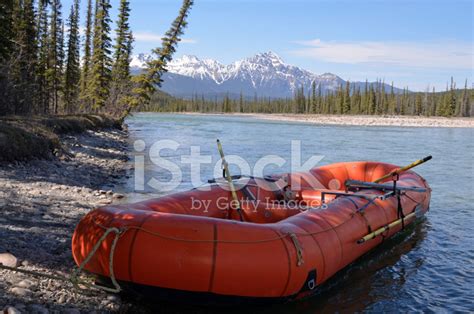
[143,79,473,117]
[0,0,193,118]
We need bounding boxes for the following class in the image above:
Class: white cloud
[134,31,197,44]
[291,39,473,69]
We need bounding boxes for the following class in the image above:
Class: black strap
[393,174,405,229]
[397,192,405,229]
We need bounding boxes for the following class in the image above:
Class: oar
[357,211,416,244]
[217,139,244,222]
[373,155,432,183]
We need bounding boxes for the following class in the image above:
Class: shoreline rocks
[256,113,474,128]
[179,112,474,128]
[0,253,18,268]
[0,128,130,312]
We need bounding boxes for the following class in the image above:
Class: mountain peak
[177,55,201,63]
[248,51,284,66]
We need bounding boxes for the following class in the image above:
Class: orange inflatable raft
[72,161,431,303]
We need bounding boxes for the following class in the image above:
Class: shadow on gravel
[1,129,129,190]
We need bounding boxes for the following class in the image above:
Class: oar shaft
[217,140,244,221]
[357,212,416,244]
[373,155,432,183]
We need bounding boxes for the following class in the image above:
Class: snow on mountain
[130,53,154,69]
[130,51,395,99]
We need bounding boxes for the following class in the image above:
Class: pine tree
[445,77,456,117]
[239,90,244,113]
[388,82,396,115]
[47,0,64,114]
[436,85,447,116]
[380,80,387,114]
[110,0,133,113]
[128,0,194,116]
[430,87,437,116]
[63,0,81,113]
[80,0,93,110]
[335,84,343,114]
[36,0,50,113]
[368,85,376,115]
[0,0,14,114]
[352,86,361,114]
[10,0,38,114]
[317,84,322,114]
[460,79,470,117]
[88,0,113,111]
[361,79,368,114]
[414,93,422,115]
[0,0,14,63]
[422,88,429,116]
[342,80,350,114]
[311,81,317,113]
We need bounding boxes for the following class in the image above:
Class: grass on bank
[0,115,121,162]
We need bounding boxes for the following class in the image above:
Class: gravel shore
[179,112,474,128]
[0,128,131,313]
[249,113,474,128]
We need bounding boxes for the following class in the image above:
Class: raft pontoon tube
[72,161,431,303]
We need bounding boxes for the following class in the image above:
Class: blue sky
[65,0,473,91]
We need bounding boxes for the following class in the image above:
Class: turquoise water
[123,113,474,312]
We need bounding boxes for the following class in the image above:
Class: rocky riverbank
[0,128,132,313]
[178,112,474,128]
[249,113,474,128]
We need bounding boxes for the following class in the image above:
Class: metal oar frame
[318,178,427,205]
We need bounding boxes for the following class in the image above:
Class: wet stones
[0,253,18,268]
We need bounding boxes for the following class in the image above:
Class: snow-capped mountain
[131,52,397,99]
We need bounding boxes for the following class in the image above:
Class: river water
[121,113,473,313]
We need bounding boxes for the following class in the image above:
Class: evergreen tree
[445,77,456,117]
[223,93,231,112]
[436,85,447,116]
[88,0,113,111]
[388,82,396,114]
[380,80,387,114]
[0,0,14,63]
[128,0,194,115]
[317,84,322,114]
[80,0,93,110]
[47,0,64,114]
[238,90,244,113]
[311,81,317,113]
[414,93,422,115]
[352,86,361,114]
[0,0,14,114]
[110,0,134,113]
[36,0,50,113]
[63,0,81,113]
[10,0,38,114]
[460,79,470,117]
[361,79,368,114]
[368,85,376,114]
[342,80,350,114]
[335,84,343,114]
[430,87,437,116]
